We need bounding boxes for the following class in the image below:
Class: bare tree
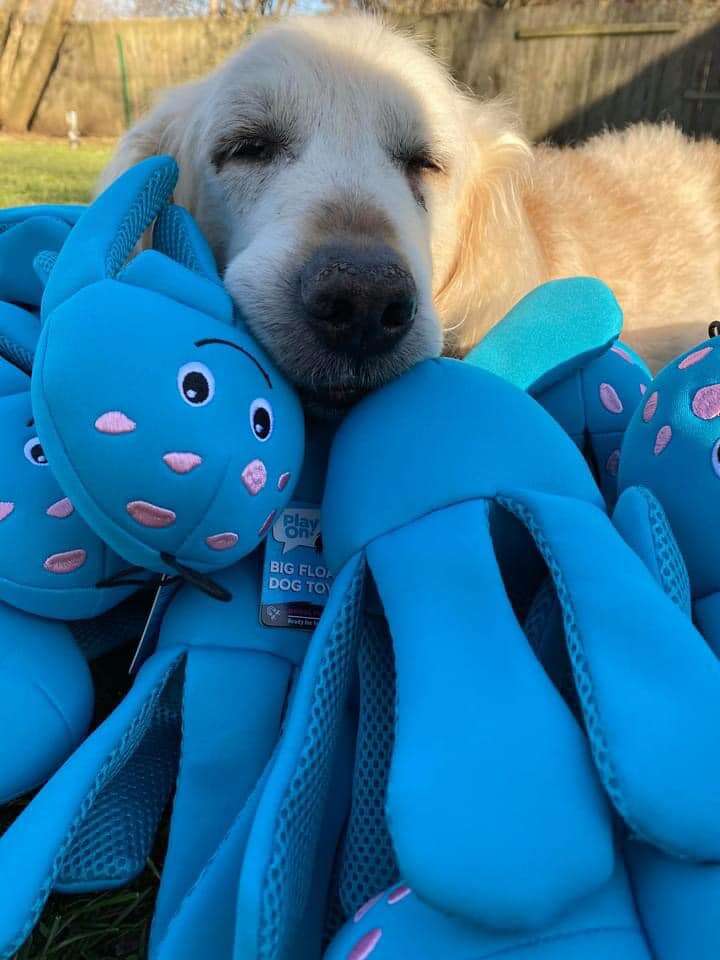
[0,0,33,124]
[3,0,76,132]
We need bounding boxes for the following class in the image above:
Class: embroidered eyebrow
[194,338,272,388]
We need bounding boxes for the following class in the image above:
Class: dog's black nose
[300,244,416,354]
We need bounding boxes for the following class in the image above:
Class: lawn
[0,135,115,207]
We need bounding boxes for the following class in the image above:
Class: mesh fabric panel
[498,496,628,826]
[3,657,184,958]
[57,672,181,889]
[70,590,153,660]
[0,334,32,375]
[636,487,691,614]
[257,560,364,960]
[338,613,398,917]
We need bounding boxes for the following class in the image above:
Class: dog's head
[99,16,530,414]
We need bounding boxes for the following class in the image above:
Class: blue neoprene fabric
[0,204,147,801]
[33,157,305,577]
[466,277,650,505]
[0,602,93,802]
[313,357,718,957]
[0,204,82,309]
[366,500,612,929]
[0,412,350,960]
[325,862,651,960]
[0,555,312,959]
[464,277,623,392]
[534,341,651,504]
[614,337,720,960]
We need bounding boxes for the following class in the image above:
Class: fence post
[115,33,133,129]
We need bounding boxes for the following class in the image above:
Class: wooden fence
[4,0,720,141]
[3,15,256,135]
[408,0,720,142]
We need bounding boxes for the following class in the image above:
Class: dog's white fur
[99,14,720,386]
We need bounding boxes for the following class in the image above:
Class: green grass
[0,136,115,207]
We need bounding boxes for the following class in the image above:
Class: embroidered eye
[250,398,273,442]
[24,437,48,466]
[178,362,215,407]
[712,439,720,478]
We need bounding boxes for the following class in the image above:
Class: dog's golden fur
[444,122,720,371]
[100,14,720,387]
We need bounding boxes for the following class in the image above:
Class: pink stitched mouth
[348,929,382,960]
[277,472,291,491]
[46,497,74,518]
[127,500,176,528]
[206,532,239,551]
[95,411,136,434]
[242,459,267,495]
[0,501,14,521]
[387,885,412,905]
[163,452,203,474]
[44,549,86,574]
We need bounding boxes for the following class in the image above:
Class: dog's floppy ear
[95,79,208,215]
[435,98,540,357]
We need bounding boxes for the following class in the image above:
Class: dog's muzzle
[300,242,417,356]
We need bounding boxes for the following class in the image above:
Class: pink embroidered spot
[163,452,202,474]
[640,383,647,395]
[611,345,633,364]
[354,894,383,923]
[206,532,239,551]
[679,346,713,370]
[348,929,382,960]
[46,497,74,519]
[277,472,291,492]
[599,383,623,414]
[95,411,136,434]
[242,459,267,495]
[0,501,14,521]
[643,391,659,422]
[44,549,86,574]
[692,384,720,421]
[387,885,412,905]
[654,425,673,456]
[127,500,176,528]
[605,450,620,477]
[258,510,276,538]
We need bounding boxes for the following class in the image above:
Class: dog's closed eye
[403,150,446,176]
[211,126,293,171]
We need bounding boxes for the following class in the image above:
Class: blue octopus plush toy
[0,205,145,802]
[121,356,719,960]
[313,358,720,960]
[466,279,652,504]
[609,335,720,960]
[0,157,327,960]
[33,156,304,585]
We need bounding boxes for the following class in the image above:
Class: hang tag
[129,575,181,675]
[260,502,333,630]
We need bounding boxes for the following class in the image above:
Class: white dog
[100,15,720,411]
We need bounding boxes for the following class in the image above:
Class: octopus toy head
[619,337,720,598]
[0,350,135,619]
[535,339,651,505]
[32,156,304,576]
